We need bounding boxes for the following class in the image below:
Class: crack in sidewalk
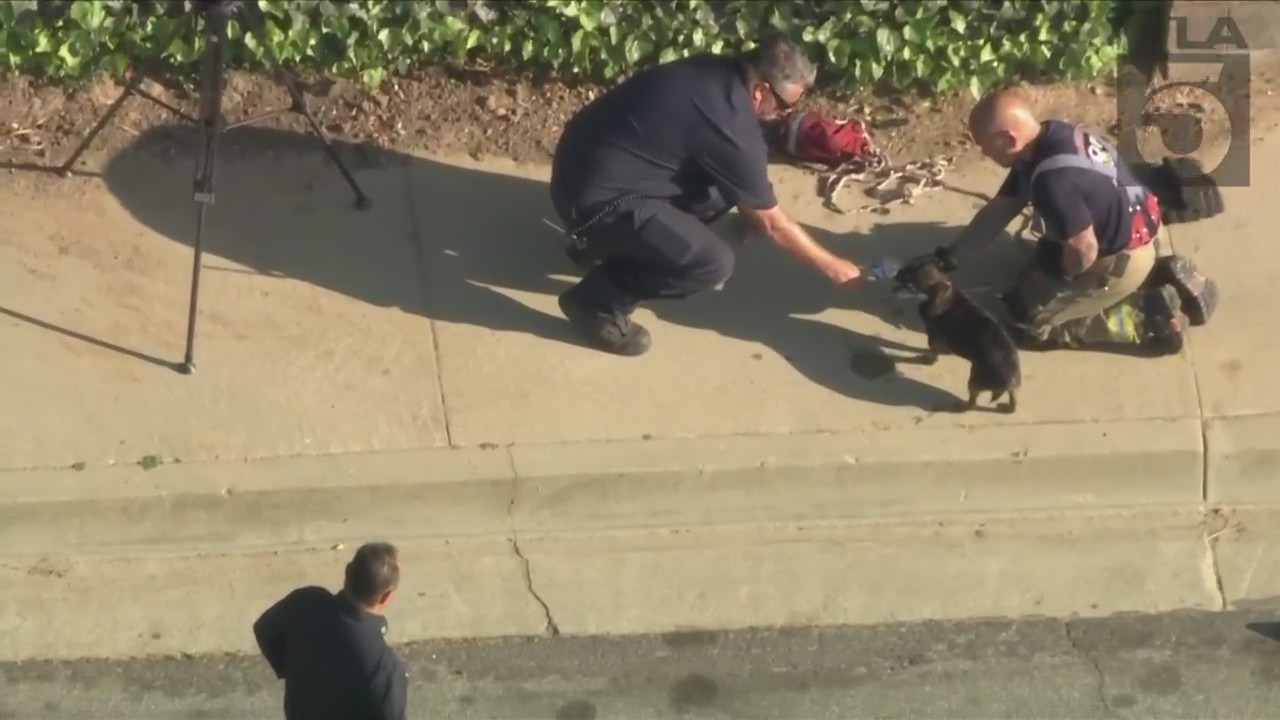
[1202,508,1229,611]
[1063,620,1116,718]
[505,448,560,638]
[401,160,454,447]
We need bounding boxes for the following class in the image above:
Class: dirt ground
[0,64,1245,170]
[2,55,1279,186]
[0,67,990,167]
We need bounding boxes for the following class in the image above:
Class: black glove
[933,245,959,272]
[1181,175,1225,220]
[1034,238,1069,280]
[1159,156,1226,223]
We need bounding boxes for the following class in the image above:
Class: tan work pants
[1011,225,1168,346]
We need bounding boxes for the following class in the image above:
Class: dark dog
[891,248,1022,413]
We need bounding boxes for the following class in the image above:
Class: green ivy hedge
[0,0,1129,99]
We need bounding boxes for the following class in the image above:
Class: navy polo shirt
[253,587,409,720]
[552,53,778,214]
[996,120,1136,255]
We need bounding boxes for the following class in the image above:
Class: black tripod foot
[355,194,372,211]
[176,360,195,375]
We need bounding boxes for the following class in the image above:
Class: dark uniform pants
[550,184,737,316]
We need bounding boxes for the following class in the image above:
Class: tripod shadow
[0,160,101,178]
[0,306,173,369]
[96,123,585,347]
[73,124,1033,408]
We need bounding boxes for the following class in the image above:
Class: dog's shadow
[641,214,1039,413]
[856,330,1023,416]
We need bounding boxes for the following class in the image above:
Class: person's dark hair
[740,32,817,93]
[343,541,400,605]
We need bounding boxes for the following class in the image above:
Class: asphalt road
[4,607,1280,719]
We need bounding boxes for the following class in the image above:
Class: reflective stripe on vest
[1029,153,1147,206]
[1027,134,1155,255]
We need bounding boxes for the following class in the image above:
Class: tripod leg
[277,71,372,211]
[57,9,200,178]
[55,71,146,177]
[233,2,371,210]
[181,188,214,375]
[179,5,231,375]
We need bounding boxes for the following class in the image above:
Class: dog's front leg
[917,331,949,365]
[912,309,944,365]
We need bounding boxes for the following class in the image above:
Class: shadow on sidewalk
[34,124,1034,410]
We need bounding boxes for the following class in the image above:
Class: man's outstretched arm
[738,204,862,284]
[693,110,862,286]
[949,167,1029,257]
[949,195,1028,257]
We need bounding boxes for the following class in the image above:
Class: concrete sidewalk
[1,116,1278,661]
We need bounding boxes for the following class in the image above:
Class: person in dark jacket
[548,32,867,357]
[946,85,1217,355]
[253,541,409,720]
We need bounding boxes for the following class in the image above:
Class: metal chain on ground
[818,146,957,215]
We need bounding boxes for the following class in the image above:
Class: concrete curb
[0,507,1227,661]
[1,418,1205,557]
[1205,413,1280,505]
[9,412,1280,662]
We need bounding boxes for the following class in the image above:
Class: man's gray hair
[741,32,817,93]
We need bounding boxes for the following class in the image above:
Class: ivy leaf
[874,26,896,55]
[3,0,1125,97]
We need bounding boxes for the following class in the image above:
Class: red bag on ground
[766,110,876,168]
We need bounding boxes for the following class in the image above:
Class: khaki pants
[1011,226,1168,346]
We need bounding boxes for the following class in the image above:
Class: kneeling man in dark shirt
[253,541,409,720]
[947,85,1217,355]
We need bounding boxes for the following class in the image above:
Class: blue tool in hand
[864,257,901,282]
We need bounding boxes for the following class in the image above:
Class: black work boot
[558,285,652,357]
[1148,254,1218,326]
[1138,284,1187,356]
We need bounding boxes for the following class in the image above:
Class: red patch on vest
[1129,190,1162,249]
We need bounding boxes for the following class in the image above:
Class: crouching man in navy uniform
[946,85,1218,355]
[547,33,868,357]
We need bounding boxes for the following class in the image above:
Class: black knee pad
[1000,287,1032,325]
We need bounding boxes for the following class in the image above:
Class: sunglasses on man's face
[767,83,800,112]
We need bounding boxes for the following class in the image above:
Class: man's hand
[740,204,864,286]
[826,257,862,286]
[1062,225,1100,277]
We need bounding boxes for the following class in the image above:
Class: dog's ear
[933,246,959,273]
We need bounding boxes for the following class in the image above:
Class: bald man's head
[968,85,1043,167]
